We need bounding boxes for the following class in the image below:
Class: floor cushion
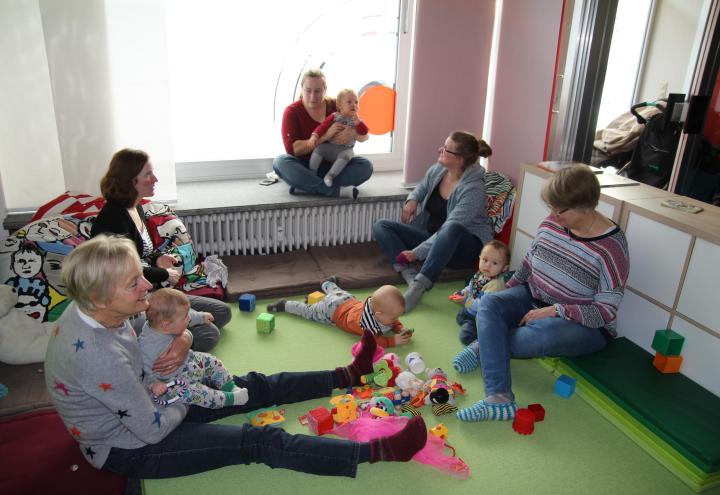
[548,337,720,491]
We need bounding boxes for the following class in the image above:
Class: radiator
[180,200,403,256]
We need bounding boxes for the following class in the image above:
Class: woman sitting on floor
[44,235,427,479]
[373,130,494,311]
[454,164,630,422]
[91,148,231,353]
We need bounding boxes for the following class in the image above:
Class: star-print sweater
[506,217,629,336]
[44,303,188,469]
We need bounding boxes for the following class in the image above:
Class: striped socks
[457,399,518,422]
[452,341,480,373]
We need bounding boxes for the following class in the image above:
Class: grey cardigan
[44,304,188,469]
[407,163,494,260]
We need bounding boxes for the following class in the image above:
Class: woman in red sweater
[273,69,373,197]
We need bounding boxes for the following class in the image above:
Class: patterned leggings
[153,351,234,408]
[284,281,354,324]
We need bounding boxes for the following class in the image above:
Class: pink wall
[403,0,495,184]
[403,0,563,186]
[485,0,563,183]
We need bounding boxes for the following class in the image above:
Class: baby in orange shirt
[267,278,412,347]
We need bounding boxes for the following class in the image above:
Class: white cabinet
[624,213,692,308]
[511,163,720,397]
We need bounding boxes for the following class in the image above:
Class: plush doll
[424,368,455,406]
[0,284,55,364]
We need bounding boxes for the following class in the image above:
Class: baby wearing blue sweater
[139,288,248,408]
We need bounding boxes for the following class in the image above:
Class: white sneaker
[324,174,334,187]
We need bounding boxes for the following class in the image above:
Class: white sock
[232,387,249,406]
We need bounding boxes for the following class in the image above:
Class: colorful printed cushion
[3,196,224,322]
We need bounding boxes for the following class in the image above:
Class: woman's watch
[553,304,560,317]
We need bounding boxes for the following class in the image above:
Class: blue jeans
[456,308,477,346]
[475,284,608,397]
[102,371,361,478]
[372,219,482,282]
[273,154,373,197]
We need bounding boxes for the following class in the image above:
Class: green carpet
[144,282,720,495]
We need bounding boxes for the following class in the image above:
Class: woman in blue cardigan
[373,131,494,311]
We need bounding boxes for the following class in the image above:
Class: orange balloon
[358,84,396,135]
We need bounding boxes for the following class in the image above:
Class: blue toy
[553,374,576,398]
[238,293,256,312]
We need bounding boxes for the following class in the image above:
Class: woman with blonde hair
[273,68,373,197]
[45,235,427,479]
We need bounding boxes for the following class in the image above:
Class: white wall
[486,0,563,184]
[403,0,495,184]
[0,0,65,213]
[0,0,177,216]
[636,0,705,102]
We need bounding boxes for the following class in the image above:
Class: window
[167,0,409,180]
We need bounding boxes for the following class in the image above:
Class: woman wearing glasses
[454,164,629,423]
[373,130,494,311]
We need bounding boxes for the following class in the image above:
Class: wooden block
[653,352,683,373]
[256,313,275,333]
[307,291,326,305]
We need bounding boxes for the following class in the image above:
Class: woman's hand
[519,306,557,326]
[152,330,192,375]
[156,254,178,269]
[166,268,181,286]
[150,381,168,397]
[201,312,214,324]
[402,200,418,224]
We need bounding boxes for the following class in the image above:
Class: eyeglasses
[439,146,462,157]
[549,206,571,215]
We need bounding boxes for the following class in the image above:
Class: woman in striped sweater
[453,164,630,422]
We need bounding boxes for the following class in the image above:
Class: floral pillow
[3,194,224,321]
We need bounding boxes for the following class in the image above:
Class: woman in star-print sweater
[45,235,427,478]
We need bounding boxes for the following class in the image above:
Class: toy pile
[296,346,470,478]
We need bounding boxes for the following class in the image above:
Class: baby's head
[147,288,191,336]
[478,240,510,279]
[371,285,405,324]
[336,89,359,118]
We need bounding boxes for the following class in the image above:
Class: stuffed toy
[0,284,56,364]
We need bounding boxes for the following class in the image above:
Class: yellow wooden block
[308,291,326,304]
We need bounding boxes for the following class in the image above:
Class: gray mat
[225,242,471,300]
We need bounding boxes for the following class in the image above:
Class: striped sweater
[507,217,629,336]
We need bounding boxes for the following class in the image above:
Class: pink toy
[395,252,411,266]
[382,352,400,368]
[351,341,385,363]
[331,416,470,478]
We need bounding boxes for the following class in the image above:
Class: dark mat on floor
[225,242,471,300]
[562,337,720,473]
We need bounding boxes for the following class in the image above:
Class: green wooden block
[651,329,685,356]
[256,313,275,333]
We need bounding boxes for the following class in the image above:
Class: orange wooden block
[653,352,683,373]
